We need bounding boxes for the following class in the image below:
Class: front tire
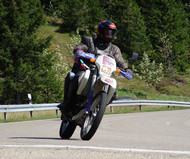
[80,91,107,140]
[59,120,76,139]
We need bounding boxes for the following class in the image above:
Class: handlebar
[75,50,95,62]
[116,68,133,80]
[75,50,132,80]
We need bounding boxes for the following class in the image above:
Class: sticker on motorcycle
[104,78,113,84]
[103,56,114,67]
[101,66,111,75]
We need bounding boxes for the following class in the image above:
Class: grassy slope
[38,24,74,65]
[39,22,190,102]
[116,75,190,102]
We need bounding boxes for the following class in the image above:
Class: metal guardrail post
[30,111,33,118]
[110,106,113,113]
[4,112,7,120]
[139,105,142,111]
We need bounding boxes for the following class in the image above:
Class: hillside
[39,22,190,102]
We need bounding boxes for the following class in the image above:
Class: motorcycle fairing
[96,55,116,76]
[77,69,91,95]
[97,75,117,105]
[95,55,117,105]
[97,75,116,88]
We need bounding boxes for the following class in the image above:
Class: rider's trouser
[63,70,85,113]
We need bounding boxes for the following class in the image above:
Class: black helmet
[97,20,117,43]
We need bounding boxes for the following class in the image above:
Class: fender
[97,75,117,105]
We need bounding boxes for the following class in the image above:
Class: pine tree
[159,32,176,77]
[57,0,81,32]
[104,0,153,60]
[84,0,104,35]
[30,48,64,103]
[136,0,190,72]
[59,0,103,34]
[0,0,62,104]
[133,52,163,98]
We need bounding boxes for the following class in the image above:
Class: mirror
[129,52,139,62]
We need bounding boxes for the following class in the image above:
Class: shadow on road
[10,137,80,141]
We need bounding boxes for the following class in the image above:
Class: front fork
[86,66,116,113]
[86,67,97,113]
[86,78,113,113]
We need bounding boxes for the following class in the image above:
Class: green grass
[116,76,190,102]
[38,25,71,51]
[0,110,61,123]
[38,23,74,65]
[105,105,190,115]
[117,88,190,102]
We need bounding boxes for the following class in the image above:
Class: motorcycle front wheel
[80,91,107,140]
[59,120,76,139]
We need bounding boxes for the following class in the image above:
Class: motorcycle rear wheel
[59,120,76,139]
[80,91,107,140]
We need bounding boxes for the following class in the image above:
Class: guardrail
[0,100,190,120]
[0,103,59,120]
[108,100,190,112]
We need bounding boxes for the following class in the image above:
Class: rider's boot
[57,73,72,120]
[57,101,71,120]
[57,70,79,120]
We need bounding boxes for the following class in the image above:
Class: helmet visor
[104,29,116,39]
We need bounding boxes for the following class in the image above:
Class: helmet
[97,20,117,43]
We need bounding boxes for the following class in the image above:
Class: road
[0,110,190,159]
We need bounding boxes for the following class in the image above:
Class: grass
[0,110,61,123]
[38,25,70,51]
[38,24,74,65]
[105,105,190,115]
[117,88,190,102]
[116,76,190,102]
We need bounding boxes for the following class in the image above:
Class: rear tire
[59,120,76,139]
[80,91,107,140]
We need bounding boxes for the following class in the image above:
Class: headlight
[101,66,111,75]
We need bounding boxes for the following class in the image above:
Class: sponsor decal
[103,56,114,66]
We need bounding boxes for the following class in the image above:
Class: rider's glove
[124,68,133,74]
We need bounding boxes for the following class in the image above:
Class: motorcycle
[59,50,138,140]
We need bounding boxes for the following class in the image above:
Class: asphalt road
[0,109,190,159]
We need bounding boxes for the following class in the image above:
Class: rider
[58,20,132,119]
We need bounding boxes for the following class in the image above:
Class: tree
[84,0,104,35]
[0,0,62,104]
[136,0,190,72]
[58,0,103,34]
[159,32,176,77]
[133,52,163,98]
[102,0,153,60]
[30,48,65,103]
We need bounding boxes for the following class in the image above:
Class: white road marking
[0,145,190,155]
